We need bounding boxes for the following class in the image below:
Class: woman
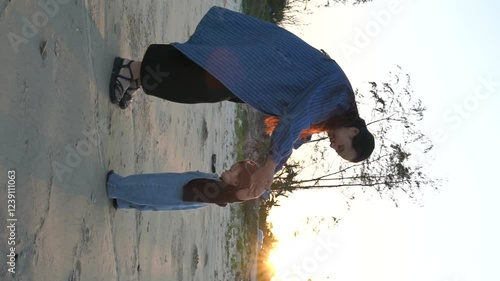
[108,6,375,192]
[106,160,262,210]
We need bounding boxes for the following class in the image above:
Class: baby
[106,160,263,211]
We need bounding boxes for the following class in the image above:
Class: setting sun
[267,241,295,281]
[268,244,290,276]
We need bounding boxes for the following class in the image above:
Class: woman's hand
[234,158,277,201]
[248,157,277,197]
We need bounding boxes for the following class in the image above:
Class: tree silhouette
[276,0,375,26]
[269,65,440,207]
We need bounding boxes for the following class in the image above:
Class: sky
[267,0,500,280]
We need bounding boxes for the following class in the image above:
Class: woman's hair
[264,109,360,139]
[264,108,375,162]
[349,118,375,162]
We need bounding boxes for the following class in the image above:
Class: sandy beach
[0,0,252,280]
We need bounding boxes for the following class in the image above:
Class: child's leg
[108,174,159,210]
[105,171,213,210]
[114,199,156,210]
[106,171,123,199]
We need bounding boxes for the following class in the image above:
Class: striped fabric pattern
[172,7,355,169]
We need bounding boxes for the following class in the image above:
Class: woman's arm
[236,157,277,201]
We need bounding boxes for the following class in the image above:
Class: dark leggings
[139,44,244,104]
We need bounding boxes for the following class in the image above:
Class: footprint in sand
[204,251,209,267]
[67,260,81,281]
[191,245,199,273]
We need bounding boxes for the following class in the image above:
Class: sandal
[119,80,141,109]
[109,57,136,104]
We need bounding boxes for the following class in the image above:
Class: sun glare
[268,247,289,281]
[268,246,287,274]
[266,237,310,281]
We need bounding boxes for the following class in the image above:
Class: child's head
[220,160,259,189]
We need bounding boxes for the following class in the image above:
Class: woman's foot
[109,57,139,104]
[119,80,141,109]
